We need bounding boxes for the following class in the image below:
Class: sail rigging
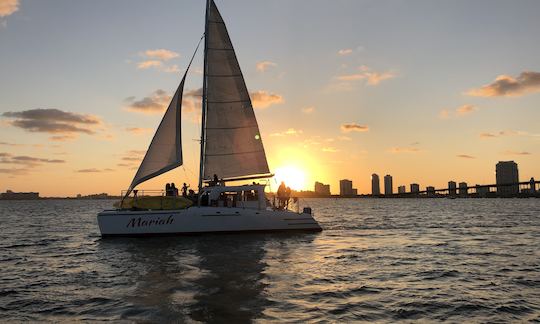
[200,0,271,183]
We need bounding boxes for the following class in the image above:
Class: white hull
[97,207,322,237]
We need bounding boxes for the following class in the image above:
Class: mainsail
[201,0,271,182]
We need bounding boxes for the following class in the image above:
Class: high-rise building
[314,181,331,196]
[448,181,457,196]
[496,161,519,195]
[410,183,420,193]
[458,182,468,196]
[398,185,406,194]
[371,174,380,195]
[384,175,393,196]
[339,179,354,196]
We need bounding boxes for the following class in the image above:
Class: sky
[1,0,539,196]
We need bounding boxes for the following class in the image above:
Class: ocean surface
[1,198,539,322]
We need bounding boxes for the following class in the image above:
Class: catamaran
[97,0,322,237]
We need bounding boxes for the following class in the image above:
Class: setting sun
[273,166,307,191]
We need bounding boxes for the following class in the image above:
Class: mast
[198,0,210,195]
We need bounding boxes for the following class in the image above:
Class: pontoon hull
[97,207,322,237]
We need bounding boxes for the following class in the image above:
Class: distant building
[426,186,435,197]
[314,181,331,196]
[339,179,354,196]
[371,174,380,195]
[530,177,536,193]
[398,185,406,194]
[458,182,468,196]
[352,188,358,196]
[384,175,393,196]
[496,161,519,195]
[410,183,420,193]
[0,190,39,200]
[448,181,457,196]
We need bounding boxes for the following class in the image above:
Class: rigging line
[186,33,205,72]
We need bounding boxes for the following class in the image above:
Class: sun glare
[273,166,307,191]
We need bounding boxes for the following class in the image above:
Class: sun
[273,166,307,191]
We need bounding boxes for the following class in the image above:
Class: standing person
[285,186,292,209]
[182,183,189,197]
[165,183,171,196]
[171,183,179,196]
[277,181,286,209]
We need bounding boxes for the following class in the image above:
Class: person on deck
[285,186,292,209]
[277,181,286,209]
[171,183,179,196]
[165,183,172,196]
[182,183,189,197]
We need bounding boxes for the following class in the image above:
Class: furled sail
[202,0,271,181]
[125,76,185,198]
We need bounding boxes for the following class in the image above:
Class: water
[1,198,539,322]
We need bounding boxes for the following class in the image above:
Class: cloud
[503,150,532,156]
[1,109,101,138]
[50,134,77,142]
[125,127,153,135]
[338,49,353,56]
[338,136,352,141]
[440,104,478,119]
[302,106,315,114]
[341,123,369,133]
[389,147,421,153]
[456,154,475,159]
[0,168,29,175]
[0,0,19,17]
[250,90,284,109]
[137,60,163,70]
[270,128,303,137]
[125,89,171,114]
[479,130,539,139]
[0,141,23,146]
[0,153,65,166]
[336,66,397,86]
[143,49,179,61]
[256,61,277,72]
[467,71,540,97]
[76,168,114,173]
[456,104,477,116]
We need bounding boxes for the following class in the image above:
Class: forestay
[202,0,270,181]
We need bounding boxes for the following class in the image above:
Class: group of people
[277,181,292,209]
[165,182,191,198]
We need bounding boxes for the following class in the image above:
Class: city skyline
[1,0,539,196]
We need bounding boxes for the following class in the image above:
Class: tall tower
[384,175,393,196]
[371,174,380,195]
[496,161,519,195]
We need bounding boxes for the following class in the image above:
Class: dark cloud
[0,154,65,165]
[457,154,475,159]
[0,168,29,175]
[76,168,114,173]
[467,71,540,97]
[125,89,170,114]
[503,151,532,156]
[341,123,369,133]
[1,108,101,136]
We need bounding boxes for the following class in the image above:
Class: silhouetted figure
[531,177,536,193]
[209,174,219,186]
[182,183,189,197]
[277,181,286,209]
[165,183,172,196]
[285,186,292,209]
[171,183,179,196]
